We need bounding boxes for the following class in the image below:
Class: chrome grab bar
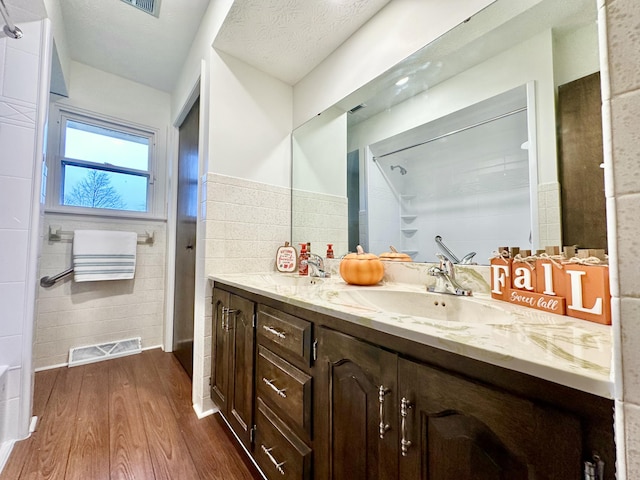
[435,235,476,265]
[40,267,74,288]
[435,235,460,264]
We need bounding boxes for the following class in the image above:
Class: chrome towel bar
[47,226,155,245]
[40,227,155,287]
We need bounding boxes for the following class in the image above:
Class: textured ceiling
[214,0,391,86]
[58,0,210,92]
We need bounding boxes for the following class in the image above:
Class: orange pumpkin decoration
[379,245,412,262]
[340,245,384,286]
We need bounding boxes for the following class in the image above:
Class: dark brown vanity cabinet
[210,288,256,449]
[315,327,583,480]
[315,327,398,480]
[397,358,582,480]
[210,284,614,480]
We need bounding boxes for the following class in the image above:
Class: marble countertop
[209,271,613,398]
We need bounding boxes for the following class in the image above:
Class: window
[47,107,163,218]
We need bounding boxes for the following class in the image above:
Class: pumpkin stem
[356,245,365,255]
[390,245,398,253]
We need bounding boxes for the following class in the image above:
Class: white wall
[293,0,496,128]
[209,51,292,188]
[55,61,171,148]
[35,216,166,368]
[554,22,599,87]
[292,107,347,197]
[0,20,50,451]
[33,62,172,369]
[42,0,70,96]
[171,0,234,124]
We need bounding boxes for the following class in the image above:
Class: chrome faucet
[428,254,472,296]
[307,253,330,278]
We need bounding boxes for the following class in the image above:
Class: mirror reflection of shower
[366,84,533,263]
[390,164,407,175]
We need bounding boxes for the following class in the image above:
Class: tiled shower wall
[34,215,166,369]
[0,21,44,444]
[199,173,290,407]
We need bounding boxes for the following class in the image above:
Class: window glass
[64,120,149,170]
[62,164,149,212]
[49,110,159,217]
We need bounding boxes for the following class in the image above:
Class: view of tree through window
[64,170,125,209]
[61,119,152,212]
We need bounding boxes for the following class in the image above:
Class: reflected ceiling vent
[121,0,160,18]
[348,103,367,114]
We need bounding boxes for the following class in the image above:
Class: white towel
[73,230,137,282]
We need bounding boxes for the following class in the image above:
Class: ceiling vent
[348,104,367,114]
[121,0,160,18]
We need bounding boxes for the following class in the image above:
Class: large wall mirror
[292,0,603,264]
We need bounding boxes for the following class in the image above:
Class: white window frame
[46,105,165,220]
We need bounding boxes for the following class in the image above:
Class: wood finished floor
[1,349,262,480]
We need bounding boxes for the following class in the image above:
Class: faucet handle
[435,253,453,275]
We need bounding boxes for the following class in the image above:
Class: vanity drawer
[257,345,312,436]
[255,398,312,480]
[257,305,312,365]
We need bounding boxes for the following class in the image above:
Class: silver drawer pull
[263,377,287,398]
[378,385,391,438]
[262,325,286,339]
[221,307,238,331]
[400,397,413,456]
[261,444,286,475]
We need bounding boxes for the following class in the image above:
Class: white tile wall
[292,189,348,258]
[537,182,562,248]
[604,0,640,477]
[204,173,291,275]
[34,215,167,368]
[0,21,45,447]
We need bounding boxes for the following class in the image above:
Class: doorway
[173,98,199,377]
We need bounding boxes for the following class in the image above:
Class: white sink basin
[327,289,516,324]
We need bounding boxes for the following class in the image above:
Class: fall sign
[490,257,611,325]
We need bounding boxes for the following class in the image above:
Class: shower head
[390,164,407,175]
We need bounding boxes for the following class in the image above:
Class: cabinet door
[210,288,230,412]
[398,358,582,480]
[315,327,398,480]
[227,293,256,449]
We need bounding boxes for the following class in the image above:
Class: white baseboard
[193,397,218,419]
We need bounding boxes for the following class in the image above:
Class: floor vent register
[68,337,142,367]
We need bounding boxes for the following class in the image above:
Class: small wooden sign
[275,242,298,273]
[507,288,566,315]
